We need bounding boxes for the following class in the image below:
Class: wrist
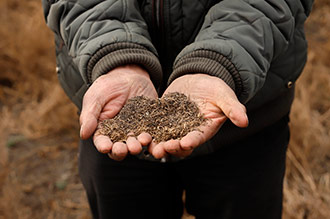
[169,50,242,97]
[109,64,150,79]
[87,43,162,86]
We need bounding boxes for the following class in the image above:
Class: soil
[100,92,207,143]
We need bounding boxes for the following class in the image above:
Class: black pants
[79,117,290,219]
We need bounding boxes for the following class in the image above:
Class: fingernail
[244,113,249,125]
[79,124,84,138]
[182,146,193,151]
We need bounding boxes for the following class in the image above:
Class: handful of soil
[100,92,207,143]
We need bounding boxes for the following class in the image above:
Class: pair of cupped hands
[80,65,248,161]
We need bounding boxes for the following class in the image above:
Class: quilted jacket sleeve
[168,0,312,103]
[42,0,162,87]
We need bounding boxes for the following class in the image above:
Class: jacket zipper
[153,0,165,55]
[152,0,162,29]
[156,0,160,28]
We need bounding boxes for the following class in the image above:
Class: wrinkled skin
[149,74,249,159]
[80,65,157,161]
[80,65,248,161]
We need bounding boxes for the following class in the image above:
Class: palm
[163,74,228,145]
[97,73,157,121]
[149,74,248,159]
[80,65,158,160]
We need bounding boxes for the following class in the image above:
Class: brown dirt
[100,92,207,143]
[0,0,329,219]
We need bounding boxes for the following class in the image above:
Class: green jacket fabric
[43,0,313,161]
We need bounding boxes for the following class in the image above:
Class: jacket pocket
[55,35,87,110]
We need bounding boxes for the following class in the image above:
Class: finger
[80,110,99,140]
[180,131,204,150]
[80,98,102,140]
[164,139,193,158]
[93,134,113,154]
[163,139,180,153]
[226,104,249,128]
[137,132,153,146]
[217,97,248,128]
[149,141,166,159]
[172,149,193,158]
[111,142,128,161]
[126,136,142,155]
[231,105,249,127]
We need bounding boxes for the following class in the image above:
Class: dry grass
[0,0,77,138]
[0,1,83,218]
[283,1,330,217]
[0,0,329,218]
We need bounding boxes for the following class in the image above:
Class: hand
[79,65,157,161]
[149,74,248,159]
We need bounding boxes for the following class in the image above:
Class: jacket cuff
[169,50,243,97]
[87,42,162,88]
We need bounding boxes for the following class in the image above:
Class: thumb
[217,96,249,128]
[80,100,102,140]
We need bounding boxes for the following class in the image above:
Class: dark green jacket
[43,0,313,160]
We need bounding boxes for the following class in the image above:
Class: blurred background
[0,0,329,218]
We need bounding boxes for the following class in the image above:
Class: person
[42,0,313,218]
